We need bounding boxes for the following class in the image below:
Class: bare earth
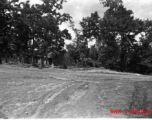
[0,65,152,118]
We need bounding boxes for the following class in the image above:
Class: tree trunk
[39,57,44,69]
[5,53,8,63]
[42,57,44,68]
[120,47,127,72]
[19,54,22,63]
[45,48,48,66]
[22,55,25,64]
[0,53,2,64]
[32,38,35,66]
[35,57,38,63]
[32,55,35,66]
[48,58,52,65]
[120,35,127,72]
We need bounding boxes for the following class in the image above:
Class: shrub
[93,61,101,68]
[85,58,94,67]
[63,53,75,69]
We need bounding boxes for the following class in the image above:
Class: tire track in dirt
[1,81,70,118]
[1,66,152,118]
[35,82,90,118]
[30,81,77,118]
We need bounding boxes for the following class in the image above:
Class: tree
[33,0,72,68]
[0,0,11,64]
[0,0,72,67]
[100,0,123,8]
[68,21,89,64]
[80,11,102,51]
[89,45,98,61]
[129,20,152,74]
[99,0,144,71]
[11,1,32,63]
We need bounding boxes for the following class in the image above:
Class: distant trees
[99,0,144,71]
[66,0,152,74]
[98,0,152,73]
[80,11,101,51]
[0,0,11,64]
[1,0,152,74]
[66,22,100,68]
[128,20,152,74]
[0,0,71,68]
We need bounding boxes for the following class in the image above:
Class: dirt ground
[0,64,152,118]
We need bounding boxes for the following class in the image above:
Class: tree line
[66,0,152,74]
[0,0,71,68]
[0,0,152,74]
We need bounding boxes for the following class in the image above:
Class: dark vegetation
[0,0,72,68]
[0,0,152,74]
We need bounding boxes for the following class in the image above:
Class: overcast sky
[20,0,152,25]
[20,0,152,45]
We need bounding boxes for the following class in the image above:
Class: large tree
[35,0,72,68]
[0,0,12,63]
[130,20,152,74]
[99,0,144,71]
[0,0,72,67]
[80,11,101,51]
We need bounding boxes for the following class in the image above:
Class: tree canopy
[67,0,152,74]
[0,0,72,67]
[1,0,152,74]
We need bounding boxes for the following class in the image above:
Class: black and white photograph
[0,0,152,118]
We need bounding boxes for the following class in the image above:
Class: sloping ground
[0,65,152,118]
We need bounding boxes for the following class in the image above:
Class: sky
[20,0,152,45]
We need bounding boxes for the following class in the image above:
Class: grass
[0,64,152,118]
[128,82,152,118]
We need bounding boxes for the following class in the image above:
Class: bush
[93,61,101,68]
[81,58,101,68]
[85,58,94,67]
[63,53,75,69]
[103,59,120,70]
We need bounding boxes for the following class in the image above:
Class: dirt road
[0,65,152,118]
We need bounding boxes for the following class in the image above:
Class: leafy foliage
[1,0,152,74]
[67,0,152,74]
[0,0,71,67]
